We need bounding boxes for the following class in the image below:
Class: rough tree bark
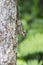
[0,0,25,65]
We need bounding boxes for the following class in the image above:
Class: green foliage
[17,0,43,65]
[17,60,27,65]
[18,33,43,57]
[27,60,38,65]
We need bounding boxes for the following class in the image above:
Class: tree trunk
[0,0,25,65]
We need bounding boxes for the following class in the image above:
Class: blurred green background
[17,0,43,65]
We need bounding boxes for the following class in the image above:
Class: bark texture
[0,0,25,65]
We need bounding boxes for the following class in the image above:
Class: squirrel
[16,4,26,38]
